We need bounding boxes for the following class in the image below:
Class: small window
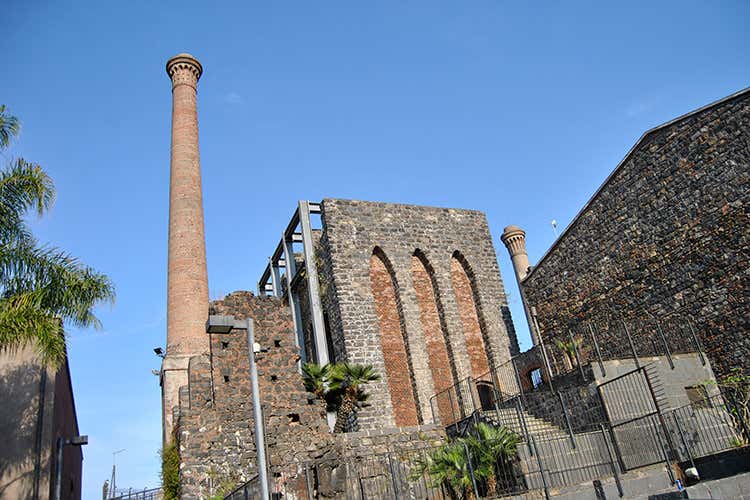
[223,375,230,383]
[274,340,282,348]
[270,375,278,381]
[221,341,229,349]
[685,385,710,409]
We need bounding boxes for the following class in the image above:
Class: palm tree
[465,422,519,495]
[328,362,380,433]
[0,105,114,365]
[301,361,329,398]
[420,441,475,499]
[412,423,519,499]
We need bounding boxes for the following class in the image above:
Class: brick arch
[450,251,493,380]
[369,247,421,426]
[411,250,459,422]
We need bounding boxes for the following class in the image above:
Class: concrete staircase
[479,407,569,440]
[475,407,617,490]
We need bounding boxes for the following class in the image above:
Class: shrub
[160,440,180,500]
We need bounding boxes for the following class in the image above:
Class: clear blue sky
[5,1,749,497]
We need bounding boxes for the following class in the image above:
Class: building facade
[0,347,83,500]
[515,88,749,379]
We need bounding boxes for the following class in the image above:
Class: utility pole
[109,449,126,499]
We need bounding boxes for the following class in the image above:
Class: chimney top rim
[166,53,203,78]
[502,225,525,234]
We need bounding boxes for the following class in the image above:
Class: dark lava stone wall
[521,89,750,379]
[319,198,520,430]
[176,292,336,498]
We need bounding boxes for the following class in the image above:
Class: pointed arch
[450,251,493,379]
[369,247,421,426]
[411,250,459,423]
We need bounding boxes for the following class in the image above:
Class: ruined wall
[176,292,337,499]
[320,198,520,430]
[522,89,750,379]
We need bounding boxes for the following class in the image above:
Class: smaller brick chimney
[501,226,540,346]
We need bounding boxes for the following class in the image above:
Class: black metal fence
[224,430,623,499]
[224,380,748,499]
[222,310,746,499]
[543,312,705,382]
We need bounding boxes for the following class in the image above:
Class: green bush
[160,440,180,500]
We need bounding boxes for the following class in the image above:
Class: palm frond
[0,105,21,150]
[0,159,54,244]
[0,296,66,364]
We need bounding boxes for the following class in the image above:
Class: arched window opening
[411,250,459,423]
[450,252,493,380]
[370,248,421,426]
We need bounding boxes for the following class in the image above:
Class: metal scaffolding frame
[257,201,329,365]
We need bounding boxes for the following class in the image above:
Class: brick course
[451,254,492,380]
[411,253,458,422]
[369,251,421,426]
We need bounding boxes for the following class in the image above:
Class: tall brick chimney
[501,226,540,346]
[161,53,209,442]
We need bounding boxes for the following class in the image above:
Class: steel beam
[282,234,306,362]
[299,200,329,365]
[269,257,281,297]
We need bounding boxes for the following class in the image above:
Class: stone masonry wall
[521,89,750,379]
[176,292,337,499]
[319,198,520,430]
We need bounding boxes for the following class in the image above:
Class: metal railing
[110,487,162,500]
[223,429,624,500]
[223,385,748,499]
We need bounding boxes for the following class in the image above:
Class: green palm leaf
[0,105,114,365]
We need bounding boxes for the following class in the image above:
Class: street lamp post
[247,318,270,500]
[54,435,88,500]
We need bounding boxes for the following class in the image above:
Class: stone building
[501,87,749,379]
[257,199,520,430]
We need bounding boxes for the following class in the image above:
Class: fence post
[568,328,585,381]
[515,397,533,456]
[512,358,526,405]
[685,317,705,366]
[671,412,695,471]
[532,308,556,391]
[589,323,606,377]
[531,436,551,500]
[448,388,457,427]
[386,454,400,498]
[643,368,678,460]
[599,424,623,497]
[468,376,479,415]
[558,391,576,448]
[462,441,481,500]
[620,320,640,368]
[654,319,674,369]
[651,417,675,485]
